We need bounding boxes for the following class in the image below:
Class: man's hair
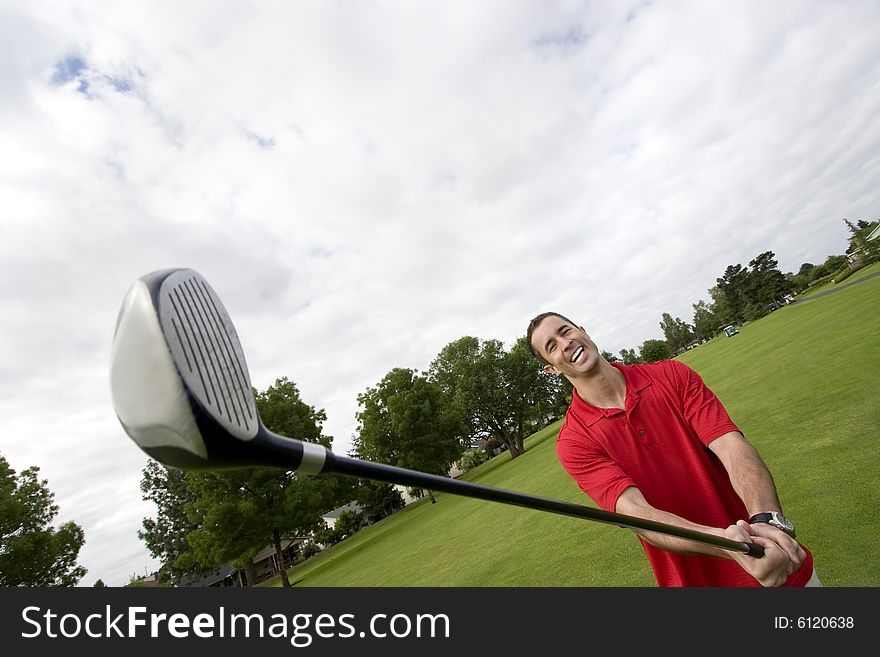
[526,312,578,366]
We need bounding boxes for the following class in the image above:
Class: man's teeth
[571,346,584,363]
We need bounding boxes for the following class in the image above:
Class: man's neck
[571,360,627,410]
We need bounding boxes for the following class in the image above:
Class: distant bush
[302,543,321,559]
[832,263,865,284]
[458,449,488,472]
[803,272,836,294]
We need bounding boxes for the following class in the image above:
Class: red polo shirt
[556,359,812,587]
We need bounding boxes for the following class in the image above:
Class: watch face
[771,514,795,535]
[749,512,796,537]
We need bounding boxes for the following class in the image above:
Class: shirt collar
[569,362,653,426]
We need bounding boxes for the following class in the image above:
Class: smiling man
[526,312,817,587]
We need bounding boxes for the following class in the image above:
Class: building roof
[251,537,304,563]
[321,501,362,520]
[178,563,237,588]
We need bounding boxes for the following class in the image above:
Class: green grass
[265,275,879,587]
[265,423,651,587]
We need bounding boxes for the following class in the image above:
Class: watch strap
[748,513,775,524]
[748,512,796,538]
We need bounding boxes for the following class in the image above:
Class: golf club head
[110,268,327,473]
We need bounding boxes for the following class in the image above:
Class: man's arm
[707,431,806,566]
[708,431,781,514]
[615,486,797,587]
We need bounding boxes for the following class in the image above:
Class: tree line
[611,218,878,364]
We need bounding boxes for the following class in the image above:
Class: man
[527,312,816,587]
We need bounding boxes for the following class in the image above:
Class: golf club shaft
[112,268,764,560]
[326,452,764,557]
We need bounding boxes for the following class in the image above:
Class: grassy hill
[265,273,880,587]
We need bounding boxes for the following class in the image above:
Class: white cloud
[1,0,878,586]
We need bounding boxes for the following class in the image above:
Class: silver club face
[155,270,257,439]
[111,269,259,469]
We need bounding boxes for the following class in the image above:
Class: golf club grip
[329,454,763,557]
[745,542,765,557]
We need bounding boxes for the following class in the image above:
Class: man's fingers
[739,537,791,587]
[746,523,805,565]
[725,521,752,543]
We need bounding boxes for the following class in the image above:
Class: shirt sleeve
[669,361,741,446]
[556,419,635,513]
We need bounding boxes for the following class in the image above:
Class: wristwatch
[749,512,796,538]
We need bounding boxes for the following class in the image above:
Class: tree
[355,481,404,524]
[639,339,672,363]
[139,460,206,586]
[354,368,466,502]
[503,337,570,447]
[334,510,364,539]
[185,467,332,586]
[692,300,720,341]
[93,578,106,587]
[785,272,809,294]
[746,251,791,308]
[428,336,564,458]
[707,285,733,328]
[844,218,880,264]
[183,378,343,587]
[797,263,815,277]
[659,313,695,353]
[807,255,848,284]
[619,348,642,365]
[716,264,750,324]
[254,377,332,448]
[0,454,86,586]
[601,350,619,363]
[429,337,506,453]
[714,252,792,324]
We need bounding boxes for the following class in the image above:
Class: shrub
[301,543,321,559]
[458,449,488,472]
[832,263,865,284]
[312,525,342,547]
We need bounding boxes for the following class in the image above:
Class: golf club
[110,268,764,558]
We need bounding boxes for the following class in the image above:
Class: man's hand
[747,520,806,566]
[725,520,803,587]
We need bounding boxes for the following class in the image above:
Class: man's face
[530,315,600,378]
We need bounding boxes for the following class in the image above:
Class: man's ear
[543,364,560,376]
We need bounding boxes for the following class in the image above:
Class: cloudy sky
[1,0,878,587]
